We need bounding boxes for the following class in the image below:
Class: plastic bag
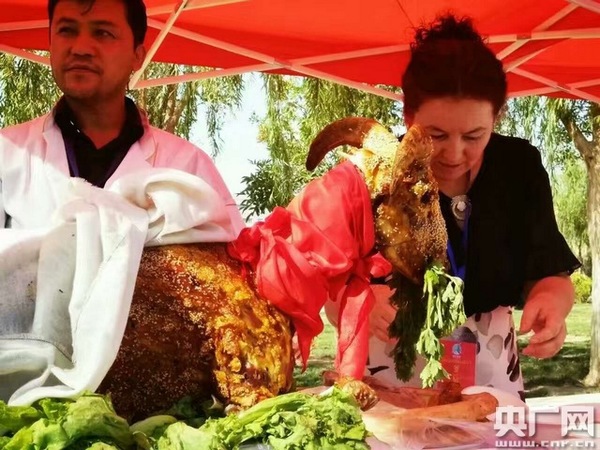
[362,400,496,449]
[393,416,495,449]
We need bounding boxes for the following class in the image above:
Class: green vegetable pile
[0,388,370,450]
[0,394,133,450]
[388,263,466,388]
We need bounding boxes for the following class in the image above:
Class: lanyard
[446,208,470,281]
[65,137,80,178]
[64,136,125,187]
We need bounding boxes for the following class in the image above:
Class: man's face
[49,0,145,103]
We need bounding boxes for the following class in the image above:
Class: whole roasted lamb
[98,118,448,420]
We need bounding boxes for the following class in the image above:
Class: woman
[326,14,580,399]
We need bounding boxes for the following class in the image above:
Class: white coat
[0,108,246,405]
[0,108,245,234]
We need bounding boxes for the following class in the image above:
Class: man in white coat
[0,0,246,405]
[0,0,244,233]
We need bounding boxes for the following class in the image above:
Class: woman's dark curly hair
[402,14,507,117]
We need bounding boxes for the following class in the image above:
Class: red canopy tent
[0,0,599,102]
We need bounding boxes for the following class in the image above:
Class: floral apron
[365,305,525,400]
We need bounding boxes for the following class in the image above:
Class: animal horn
[306,117,381,171]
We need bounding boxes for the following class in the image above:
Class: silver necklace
[450,195,470,223]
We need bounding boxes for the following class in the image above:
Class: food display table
[356,387,600,450]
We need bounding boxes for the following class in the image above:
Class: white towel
[0,168,236,405]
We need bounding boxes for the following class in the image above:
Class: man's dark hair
[48,0,147,47]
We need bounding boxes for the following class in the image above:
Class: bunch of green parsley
[388,263,466,387]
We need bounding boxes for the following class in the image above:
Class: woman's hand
[369,284,398,343]
[324,283,398,343]
[519,275,574,359]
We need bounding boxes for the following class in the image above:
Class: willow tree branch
[559,111,594,162]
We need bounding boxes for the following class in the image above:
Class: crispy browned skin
[98,243,294,421]
[307,117,398,199]
[100,117,444,420]
[376,125,448,283]
[323,371,462,409]
[330,375,380,411]
[306,118,448,283]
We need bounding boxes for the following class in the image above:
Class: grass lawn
[294,304,597,398]
[514,304,597,397]
[293,316,336,388]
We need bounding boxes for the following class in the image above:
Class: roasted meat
[308,118,462,385]
[376,125,448,283]
[307,117,448,283]
[98,243,294,421]
[100,117,450,420]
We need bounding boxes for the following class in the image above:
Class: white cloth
[0,168,236,406]
[366,306,525,399]
[0,108,245,234]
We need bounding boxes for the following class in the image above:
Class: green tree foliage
[572,270,592,304]
[496,97,581,169]
[239,75,402,219]
[553,158,590,273]
[133,64,244,150]
[0,54,60,126]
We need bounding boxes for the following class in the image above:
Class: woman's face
[406,97,496,184]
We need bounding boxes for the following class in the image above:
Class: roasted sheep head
[309,118,467,387]
[307,117,448,284]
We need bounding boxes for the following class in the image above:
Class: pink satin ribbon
[228,161,391,378]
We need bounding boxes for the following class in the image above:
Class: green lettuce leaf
[0,393,134,450]
[153,387,369,450]
[0,403,41,436]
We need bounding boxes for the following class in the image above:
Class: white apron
[366,305,525,400]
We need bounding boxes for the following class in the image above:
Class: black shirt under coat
[54,97,144,188]
[440,133,580,317]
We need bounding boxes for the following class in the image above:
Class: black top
[441,133,580,316]
[54,97,144,188]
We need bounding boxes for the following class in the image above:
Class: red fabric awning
[0,0,598,101]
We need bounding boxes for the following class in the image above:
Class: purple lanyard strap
[64,137,124,187]
[446,207,470,281]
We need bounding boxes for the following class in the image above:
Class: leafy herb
[388,272,427,382]
[0,388,369,450]
[157,387,369,450]
[389,263,466,387]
